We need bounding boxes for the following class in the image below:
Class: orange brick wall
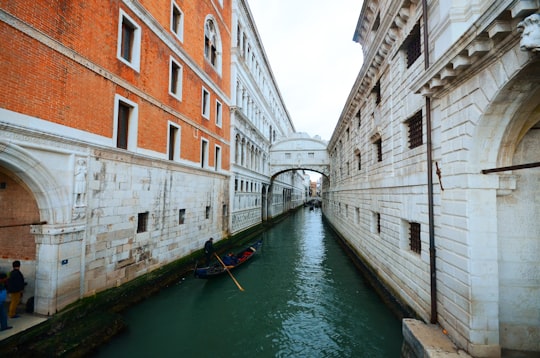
[0,0,230,169]
[0,171,39,260]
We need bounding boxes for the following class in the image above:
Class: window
[201,138,209,168]
[356,152,362,170]
[373,80,381,105]
[204,18,221,71]
[215,145,221,171]
[202,88,210,118]
[215,100,222,127]
[205,206,211,219]
[405,23,421,68]
[407,111,423,149]
[137,212,148,233]
[169,58,183,99]
[117,10,141,71]
[171,2,184,41]
[376,213,381,233]
[409,222,421,254]
[346,127,350,141]
[178,209,185,225]
[114,95,138,151]
[375,138,382,162]
[168,123,180,161]
[356,109,361,127]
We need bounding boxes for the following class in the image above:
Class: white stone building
[324,0,540,356]
[230,0,307,234]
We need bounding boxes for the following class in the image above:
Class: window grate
[406,24,421,68]
[409,222,421,253]
[407,110,423,149]
[375,138,382,162]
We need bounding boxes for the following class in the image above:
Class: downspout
[422,0,437,324]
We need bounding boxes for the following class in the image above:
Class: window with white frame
[168,123,180,161]
[215,100,222,127]
[114,94,138,151]
[117,10,141,72]
[202,88,210,119]
[171,2,184,41]
[169,57,183,99]
[201,138,209,168]
[204,17,221,72]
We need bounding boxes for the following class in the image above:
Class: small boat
[194,240,262,279]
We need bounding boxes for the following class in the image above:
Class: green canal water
[94,208,403,357]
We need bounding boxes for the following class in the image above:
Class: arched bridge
[269,133,330,178]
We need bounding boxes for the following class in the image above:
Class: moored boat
[194,240,262,279]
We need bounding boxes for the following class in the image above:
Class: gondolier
[204,237,214,266]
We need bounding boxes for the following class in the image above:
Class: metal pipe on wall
[422,0,438,324]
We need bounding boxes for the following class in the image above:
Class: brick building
[0,0,232,315]
[324,0,540,356]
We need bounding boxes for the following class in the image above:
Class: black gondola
[194,240,262,279]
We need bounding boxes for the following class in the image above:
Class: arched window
[204,17,221,72]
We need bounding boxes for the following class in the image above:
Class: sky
[247,0,364,143]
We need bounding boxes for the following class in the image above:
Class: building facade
[324,0,540,356]
[0,0,232,315]
[230,0,306,234]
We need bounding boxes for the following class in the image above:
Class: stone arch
[472,58,540,352]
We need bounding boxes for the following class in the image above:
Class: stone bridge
[269,133,330,178]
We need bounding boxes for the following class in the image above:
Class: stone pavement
[0,313,48,341]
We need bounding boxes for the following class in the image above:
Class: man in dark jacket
[8,260,25,318]
[204,238,214,266]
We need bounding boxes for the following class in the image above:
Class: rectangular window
[201,138,208,168]
[409,222,421,254]
[215,100,222,127]
[356,152,361,170]
[178,209,185,225]
[169,58,183,99]
[377,213,381,233]
[117,102,130,150]
[168,124,180,161]
[407,110,423,149]
[171,2,184,41]
[205,206,211,219]
[215,145,221,171]
[373,80,381,105]
[202,88,210,119]
[117,10,141,71]
[346,127,350,141]
[356,207,360,224]
[114,95,138,151]
[356,110,361,127]
[137,212,148,233]
[405,23,421,68]
[375,138,382,162]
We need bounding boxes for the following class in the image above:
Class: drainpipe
[422,0,437,324]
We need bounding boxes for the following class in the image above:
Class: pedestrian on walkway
[8,260,25,318]
[0,273,12,331]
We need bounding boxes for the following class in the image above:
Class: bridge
[268,133,330,179]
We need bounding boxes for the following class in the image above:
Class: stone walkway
[0,313,48,341]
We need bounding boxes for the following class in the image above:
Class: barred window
[178,209,185,225]
[409,222,421,253]
[137,212,148,233]
[373,80,381,105]
[375,138,382,162]
[377,213,381,233]
[405,23,421,68]
[407,111,423,149]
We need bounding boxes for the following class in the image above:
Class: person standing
[204,238,214,266]
[8,260,25,318]
[0,273,12,331]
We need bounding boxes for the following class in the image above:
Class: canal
[94,207,403,357]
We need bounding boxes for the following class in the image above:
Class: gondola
[194,240,262,279]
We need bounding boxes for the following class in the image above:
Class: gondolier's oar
[214,253,245,292]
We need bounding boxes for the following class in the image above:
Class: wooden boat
[194,240,262,279]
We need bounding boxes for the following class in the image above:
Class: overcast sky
[247,0,364,142]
